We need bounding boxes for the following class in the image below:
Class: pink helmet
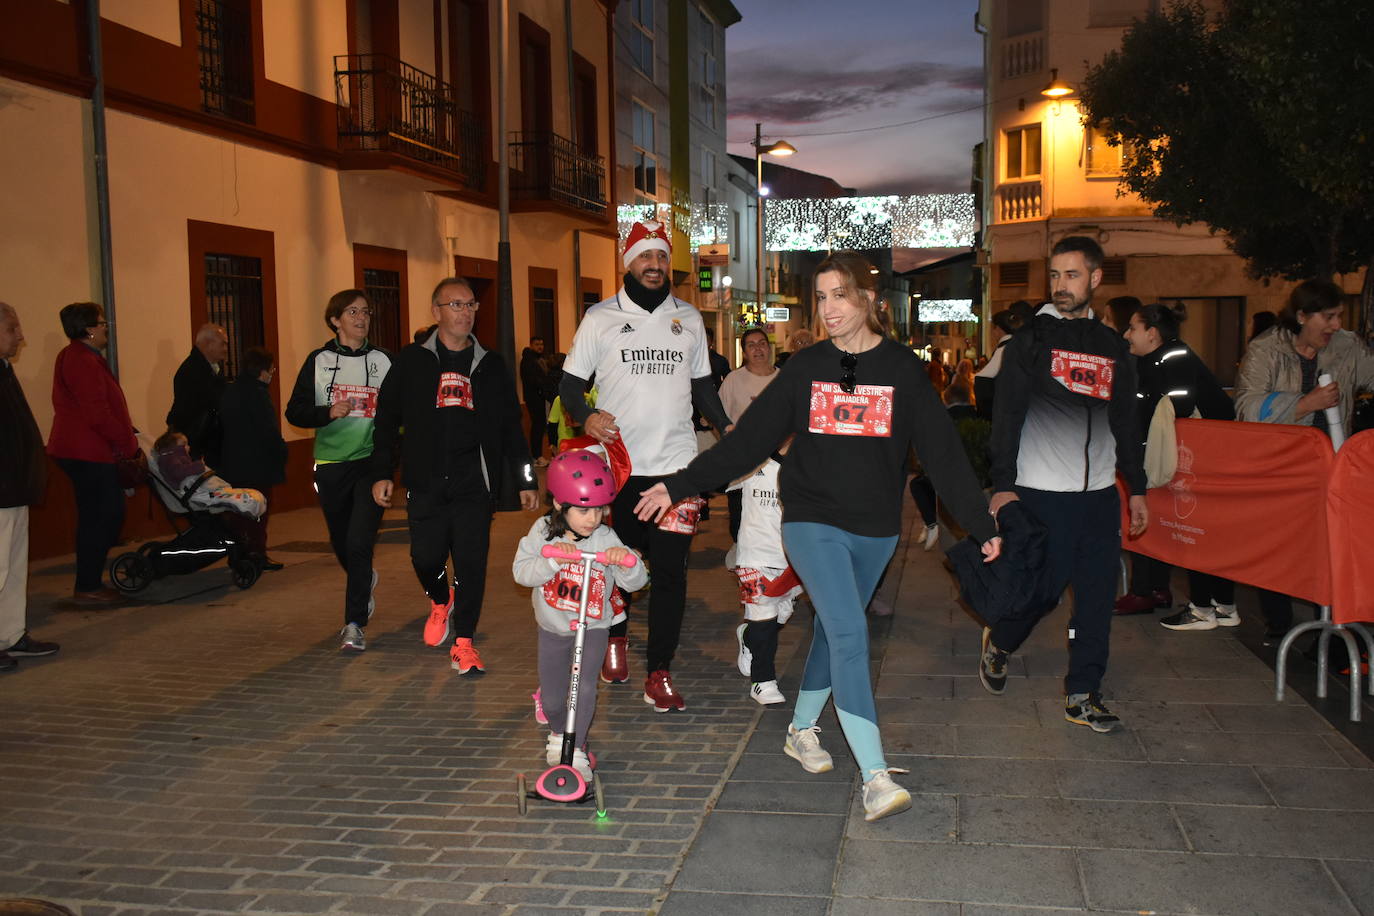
[547,448,618,507]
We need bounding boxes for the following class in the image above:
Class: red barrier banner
[1124,419,1334,606]
[1328,430,1374,624]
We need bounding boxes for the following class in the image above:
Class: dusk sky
[725,0,984,198]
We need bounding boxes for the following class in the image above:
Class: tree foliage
[1079,0,1374,282]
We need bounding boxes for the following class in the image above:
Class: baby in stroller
[152,429,268,524]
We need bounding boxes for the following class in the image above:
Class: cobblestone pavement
[0,497,805,915]
[6,492,1374,916]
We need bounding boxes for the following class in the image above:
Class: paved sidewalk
[2,494,1373,915]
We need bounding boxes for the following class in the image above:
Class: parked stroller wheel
[516,773,528,816]
[230,558,261,590]
[109,551,153,593]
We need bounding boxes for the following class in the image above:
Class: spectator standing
[719,327,780,541]
[982,236,1148,734]
[47,302,139,604]
[167,323,228,463]
[1234,280,1374,640]
[975,301,1033,420]
[285,290,393,651]
[520,336,549,467]
[774,329,813,369]
[558,219,731,710]
[371,277,538,674]
[218,346,288,570]
[1115,303,1237,628]
[0,302,60,671]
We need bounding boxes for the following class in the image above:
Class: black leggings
[314,458,385,627]
[56,458,126,592]
[608,474,692,672]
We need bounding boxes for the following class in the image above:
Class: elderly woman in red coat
[47,302,138,604]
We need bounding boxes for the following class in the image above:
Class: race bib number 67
[1049,349,1114,401]
[808,381,894,437]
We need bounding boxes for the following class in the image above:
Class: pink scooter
[517,543,637,817]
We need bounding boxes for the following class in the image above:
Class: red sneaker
[450,637,485,675]
[601,636,629,684]
[423,593,453,646]
[1113,593,1157,616]
[643,669,686,712]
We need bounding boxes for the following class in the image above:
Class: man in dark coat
[167,323,229,462]
[218,346,289,570]
[519,336,548,465]
[0,302,60,672]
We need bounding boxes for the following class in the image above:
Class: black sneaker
[1065,692,1123,734]
[978,627,1008,695]
[6,632,59,657]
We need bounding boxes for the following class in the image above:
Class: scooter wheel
[535,765,586,803]
[592,773,606,817]
[516,773,527,816]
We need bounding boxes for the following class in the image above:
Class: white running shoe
[1160,604,1218,631]
[751,680,785,705]
[736,623,752,677]
[862,768,912,822]
[922,524,939,551]
[784,724,834,773]
[339,623,366,651]
[1212,602,1241,627]
[545,732,592,781]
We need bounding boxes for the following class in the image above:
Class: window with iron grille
[196,0,255,123]
[998,261,1030,287]
[1100,258,1127,285]
[362,268,403,354]
[203,253,265,380]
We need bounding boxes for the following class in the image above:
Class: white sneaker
[736,623,752,677]
[1160,603,1218,631]
[751,680,785,705]
[862,768,912,822]
[1212,602,1240,627]
[339,623,366,651]
[545,731,563,766]
[922,524,939,551]
[545,733,592,780]
[784,724,834,773]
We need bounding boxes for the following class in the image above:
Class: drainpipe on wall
[88,0,119,377]
[496,0,516,371]
[565,0,580,340]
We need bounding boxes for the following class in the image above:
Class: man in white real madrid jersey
[559,220,732,711]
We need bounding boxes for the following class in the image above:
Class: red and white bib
[807,382,894,437]
[1049,349,1114,401]
[436,371,474,409]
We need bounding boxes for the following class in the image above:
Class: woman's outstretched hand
[634,483,672,522]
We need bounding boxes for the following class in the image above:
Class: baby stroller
[108,434,267,594]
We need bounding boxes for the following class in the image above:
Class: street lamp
[752,123,795,313]
[1040,68,1073,98]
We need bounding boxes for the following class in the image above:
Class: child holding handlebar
[513,449,647,780]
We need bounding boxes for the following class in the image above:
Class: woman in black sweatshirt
[635,253,1001,823]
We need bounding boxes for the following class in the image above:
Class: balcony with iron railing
[508,131,607,215]
[334,54,486,191]
[996,179,1043,222]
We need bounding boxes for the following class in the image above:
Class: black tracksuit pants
[608,473,692,672]
[314,458,385,627]
[990,486,1120,697]
[406,466,493,640]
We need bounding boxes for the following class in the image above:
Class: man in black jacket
[219,346,289,570]
[371,277,538,675]
[519,336,548,466]
[0,302,60,672]
[168,323,229,462]
[983,236,1148,734]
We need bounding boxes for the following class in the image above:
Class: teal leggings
[782,522,898,781]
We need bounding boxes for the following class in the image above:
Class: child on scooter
[513,448,647,780]
[730,439,803,705]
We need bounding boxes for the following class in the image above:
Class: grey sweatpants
[539,626,609,750]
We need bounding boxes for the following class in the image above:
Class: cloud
[727,58,982,125]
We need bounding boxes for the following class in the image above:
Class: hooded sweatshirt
[285,339,393,463]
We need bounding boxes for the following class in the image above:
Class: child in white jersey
[730,442,803,705]
[513,448,647,779]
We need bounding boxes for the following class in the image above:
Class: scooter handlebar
[540,544,638,568]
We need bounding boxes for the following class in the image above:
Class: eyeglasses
[839,352,858,393]
[437,299,480,312]
[342,307,373,318]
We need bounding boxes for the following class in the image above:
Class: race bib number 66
[808,381,894,437]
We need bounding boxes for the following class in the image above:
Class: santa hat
[622,219,671,269]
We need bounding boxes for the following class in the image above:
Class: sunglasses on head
[839,352,858,393]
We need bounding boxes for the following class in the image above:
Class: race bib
[657,496,704,535]
[436,371,474,409]
[807,382,894,437]
[736,567,766,605]
[332,384,378,418]
[542,562,607,629]
[1050,349,1115,401]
